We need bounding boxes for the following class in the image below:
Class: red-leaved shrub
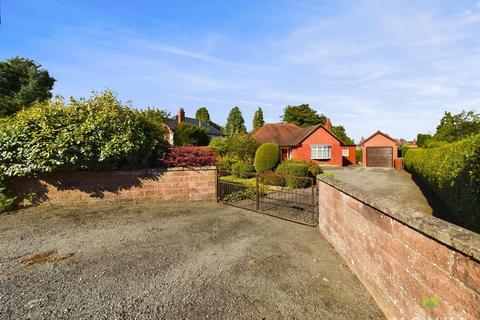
[160,146,217,167]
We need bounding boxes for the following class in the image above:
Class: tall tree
[434,110,480,142]
[282,104,327,127]
[195,107,211,123]
[195,106,223,131]
[225,106,247,136]
[0,57,56,116]
[252,107,265,132]
[331,125,355,145]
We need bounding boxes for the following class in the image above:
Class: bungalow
[165,108,224,145]
[253,120,356,167]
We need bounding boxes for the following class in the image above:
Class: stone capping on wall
[316,174,480,262]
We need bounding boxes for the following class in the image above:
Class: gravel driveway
[0,201,383,319]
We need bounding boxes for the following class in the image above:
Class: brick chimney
[178,107,185,125]
[324,118,332,131]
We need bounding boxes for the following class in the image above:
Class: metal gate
[217,170,318,226]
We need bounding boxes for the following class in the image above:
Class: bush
[209,137,228,156]
[254,143,280,173]
[280,159,322,177]
[0,91,168,177]
[0,176,14,212]
[259,171,285,187]
[398,145,410,158]
[226,133,260,162]
[422,140,449,149]
[404,135,480,232]
[174,123,210,146]
[275,161,311,188]
[356,149,362,164]
[231,161,254,179]
[218,156,236,170]
[160,146,217,167]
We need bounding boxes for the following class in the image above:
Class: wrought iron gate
[217,170,318,226]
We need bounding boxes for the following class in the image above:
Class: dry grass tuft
[20,250,75,265]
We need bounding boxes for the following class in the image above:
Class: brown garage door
[366,147,393,167]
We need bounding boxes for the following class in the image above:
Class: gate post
[311,178,315,224]
[255,174,260,211]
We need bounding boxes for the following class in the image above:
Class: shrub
[160,146,217,167]
[0,175,14,212]
[218,156,236,170]
[209,137,228,156]
[356,149,362,164]
[280,159,322,177]
[254,143,280,173]
[404,135,480,232]
[0,91,168,177]
[259,171,285,187]
[422,140,449,149]
[226,133,260,162]
[276,161,311,188]
[231,161,254,179]
[174,123,210,146]
[398,145,410,158]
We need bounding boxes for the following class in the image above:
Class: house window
[281,147,292,160]
[342,148,349,157]
[311,144,331,160]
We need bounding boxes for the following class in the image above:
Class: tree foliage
[195,106,222,131]
[253,107,265,132]
[0,57,56,116]
[160,146,217,167]
[173,123,210,146]
[0,91,168,177]
[208,137,228,156]
[282,104,327,127]
[416,133,432,147]
[225,106,247,136]
[226,133,260,163]
[434,110,480,142]
[331,125,354,145]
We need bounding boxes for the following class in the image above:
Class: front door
[281,148,291,161]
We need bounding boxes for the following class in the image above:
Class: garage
[366,147,393,167]
[360,131,398,168]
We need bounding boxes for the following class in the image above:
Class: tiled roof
[253,123,344,146]
[359,130,399,146]
[167,116,224,136]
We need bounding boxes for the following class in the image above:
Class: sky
[1,0,480,142]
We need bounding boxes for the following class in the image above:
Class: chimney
[178,107,185,125]
[324,118,332,131]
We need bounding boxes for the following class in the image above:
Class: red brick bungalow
[253,120,356,167]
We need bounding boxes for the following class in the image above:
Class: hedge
[160,146,217,167]
[404,134,480,232]
[275,161,311,188]
[254,143,280,173]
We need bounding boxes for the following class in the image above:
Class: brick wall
[317,176,480,319]
[11,167,217,204]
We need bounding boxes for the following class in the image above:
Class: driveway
[0,201,384,319]
[325,167,454,220]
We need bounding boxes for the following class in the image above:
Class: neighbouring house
[360,131,399,168]
[253,119,356,167]
[165,108,224,145]
[397,138,418,148]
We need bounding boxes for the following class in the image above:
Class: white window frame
[311,144,331,160]
[342,148,349,157]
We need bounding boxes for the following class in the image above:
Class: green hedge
[275,161,311,188]
[0,91,168,177]
[0,175,14,212]
[254,143,280,173]
[404,134,480,232]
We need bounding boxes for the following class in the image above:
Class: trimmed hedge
[254,143,280,173]
[404,134,480,232]
[276,161,311,188]
[231,161,254,179]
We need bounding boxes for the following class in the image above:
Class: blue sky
[2,0,480,142]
